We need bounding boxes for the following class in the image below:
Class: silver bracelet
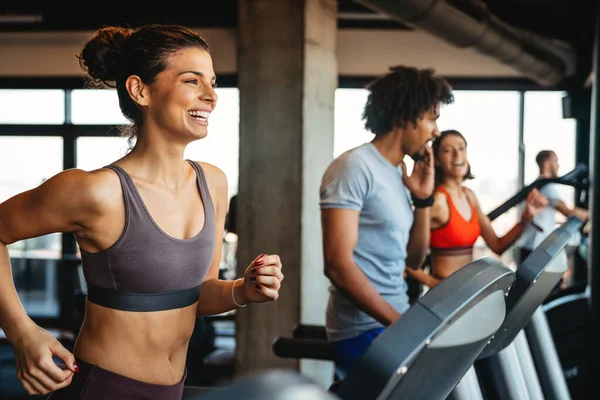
[232,278,247,308]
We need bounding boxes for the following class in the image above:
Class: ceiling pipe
[351,0,576,87]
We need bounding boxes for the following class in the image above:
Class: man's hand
[401,144,434,199]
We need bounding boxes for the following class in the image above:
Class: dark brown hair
[362,65,454,136]
[77,24,211,148]
[536,150,556,170]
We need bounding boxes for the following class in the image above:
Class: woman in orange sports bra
[406,130,547,288]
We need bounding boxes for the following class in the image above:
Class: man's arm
[406,208,430,268]
[554,200,589,220]
[322,209,401,326]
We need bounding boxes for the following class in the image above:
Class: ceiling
[0,1,592,39]
[0,1,405,31]
[0,0,595,83]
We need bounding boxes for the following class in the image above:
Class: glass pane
[0,136,63,317]
[70,89,130,125]
[0,90,65,124]
[334,89,374,158]
[524,91,577,212]
[437,91,521,269]
[184,88,240,198]
[76,136,131,171]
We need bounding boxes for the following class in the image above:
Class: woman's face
[436,134,469,180]
[144,47,218,143]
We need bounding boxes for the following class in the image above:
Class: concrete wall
[0,28,522,78]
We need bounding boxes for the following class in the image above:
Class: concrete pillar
[236,0,337,387]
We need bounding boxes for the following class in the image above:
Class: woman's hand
[11,323,77,395]
[239,253,284,304]
[521,188,548,223]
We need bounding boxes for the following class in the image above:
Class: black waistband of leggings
[87,284,200,312]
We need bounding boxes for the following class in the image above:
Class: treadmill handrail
[487,163,588,221]
[477,215,585,359]
[272,337,337,361]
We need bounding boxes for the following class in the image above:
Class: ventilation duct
[351,0,575,87]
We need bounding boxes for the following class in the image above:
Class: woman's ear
[125,75,150,107]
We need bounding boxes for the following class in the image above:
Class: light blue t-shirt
[320,142,414,341]
[516,182,562,250]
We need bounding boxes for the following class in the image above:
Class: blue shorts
[330,328,384,377]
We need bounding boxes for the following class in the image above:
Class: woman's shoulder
[193,161,229,204]
[75,167,125,208]
[47,167,120,197]
[433,187,450,205]
[26,167,123,218]
[462,186,477,201]
[194,162,227,186]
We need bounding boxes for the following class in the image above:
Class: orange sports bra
[430,186,481,255]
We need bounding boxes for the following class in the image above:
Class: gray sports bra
[80,160,215,312]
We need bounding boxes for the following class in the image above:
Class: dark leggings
[47,357,186,400]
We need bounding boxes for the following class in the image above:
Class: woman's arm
[469,188,546,256]
[0,169,103,394]
[404,267,441,288]
[429,191,449,231]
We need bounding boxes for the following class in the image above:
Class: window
[0,90,65,124]
[76,136,131,171]
[0,136,63,317]
[71,89,130,125]
[334,89,373,158]
[524,91,577,211]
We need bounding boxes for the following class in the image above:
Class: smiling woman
[405,129,548,289]
[0,23,284,400]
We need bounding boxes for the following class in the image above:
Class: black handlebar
[292,323,328,340]
[487,163,588,221]
[272,337,336,361]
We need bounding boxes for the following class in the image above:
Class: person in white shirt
[516,150,588,264]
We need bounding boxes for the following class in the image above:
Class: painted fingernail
[250,276,256,281]
[255,284,261,290]
[250,268,256,273]
[255,260,264,266]
[73,363,79,373]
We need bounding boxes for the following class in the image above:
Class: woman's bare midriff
[73,300,198,385]
[430,253,474,280]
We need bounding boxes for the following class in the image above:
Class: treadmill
[450,215,585,400]
[229,256,515,400]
